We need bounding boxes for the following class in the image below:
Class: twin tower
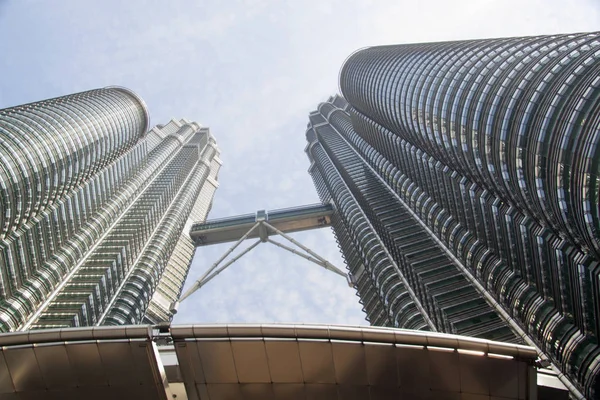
[0,87,222,329]
[2,32,600,397]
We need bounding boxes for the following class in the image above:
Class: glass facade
[306,32,600,398]
[0,89,221,330]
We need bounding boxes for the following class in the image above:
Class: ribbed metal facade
[306,32,600,398]
[306,97,518,343]
[0,89,220,330]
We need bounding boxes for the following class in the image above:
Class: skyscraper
[306,32,600,397]
[0,87,221,331]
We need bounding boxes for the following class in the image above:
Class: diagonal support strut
[179,220,350,303]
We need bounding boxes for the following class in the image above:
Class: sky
[0,0,599,326]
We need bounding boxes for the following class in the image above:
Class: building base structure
[0,323,566,399]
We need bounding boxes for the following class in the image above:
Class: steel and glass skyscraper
[306,32,600,397]
[0,87,221,331]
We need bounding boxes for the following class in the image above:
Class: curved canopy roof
[0,324,541,399]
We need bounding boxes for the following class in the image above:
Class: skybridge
[180,203,352,304]
[189,203,334,246]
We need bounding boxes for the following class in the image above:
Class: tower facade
[0,88,221,330]
[306,32,600,397]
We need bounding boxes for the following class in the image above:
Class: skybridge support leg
[266,238,347,278]
[180,223,260,301]
[196,222,260,282]
[180,239,262,302]
[180,220,352,303]
[262,221,329,264]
